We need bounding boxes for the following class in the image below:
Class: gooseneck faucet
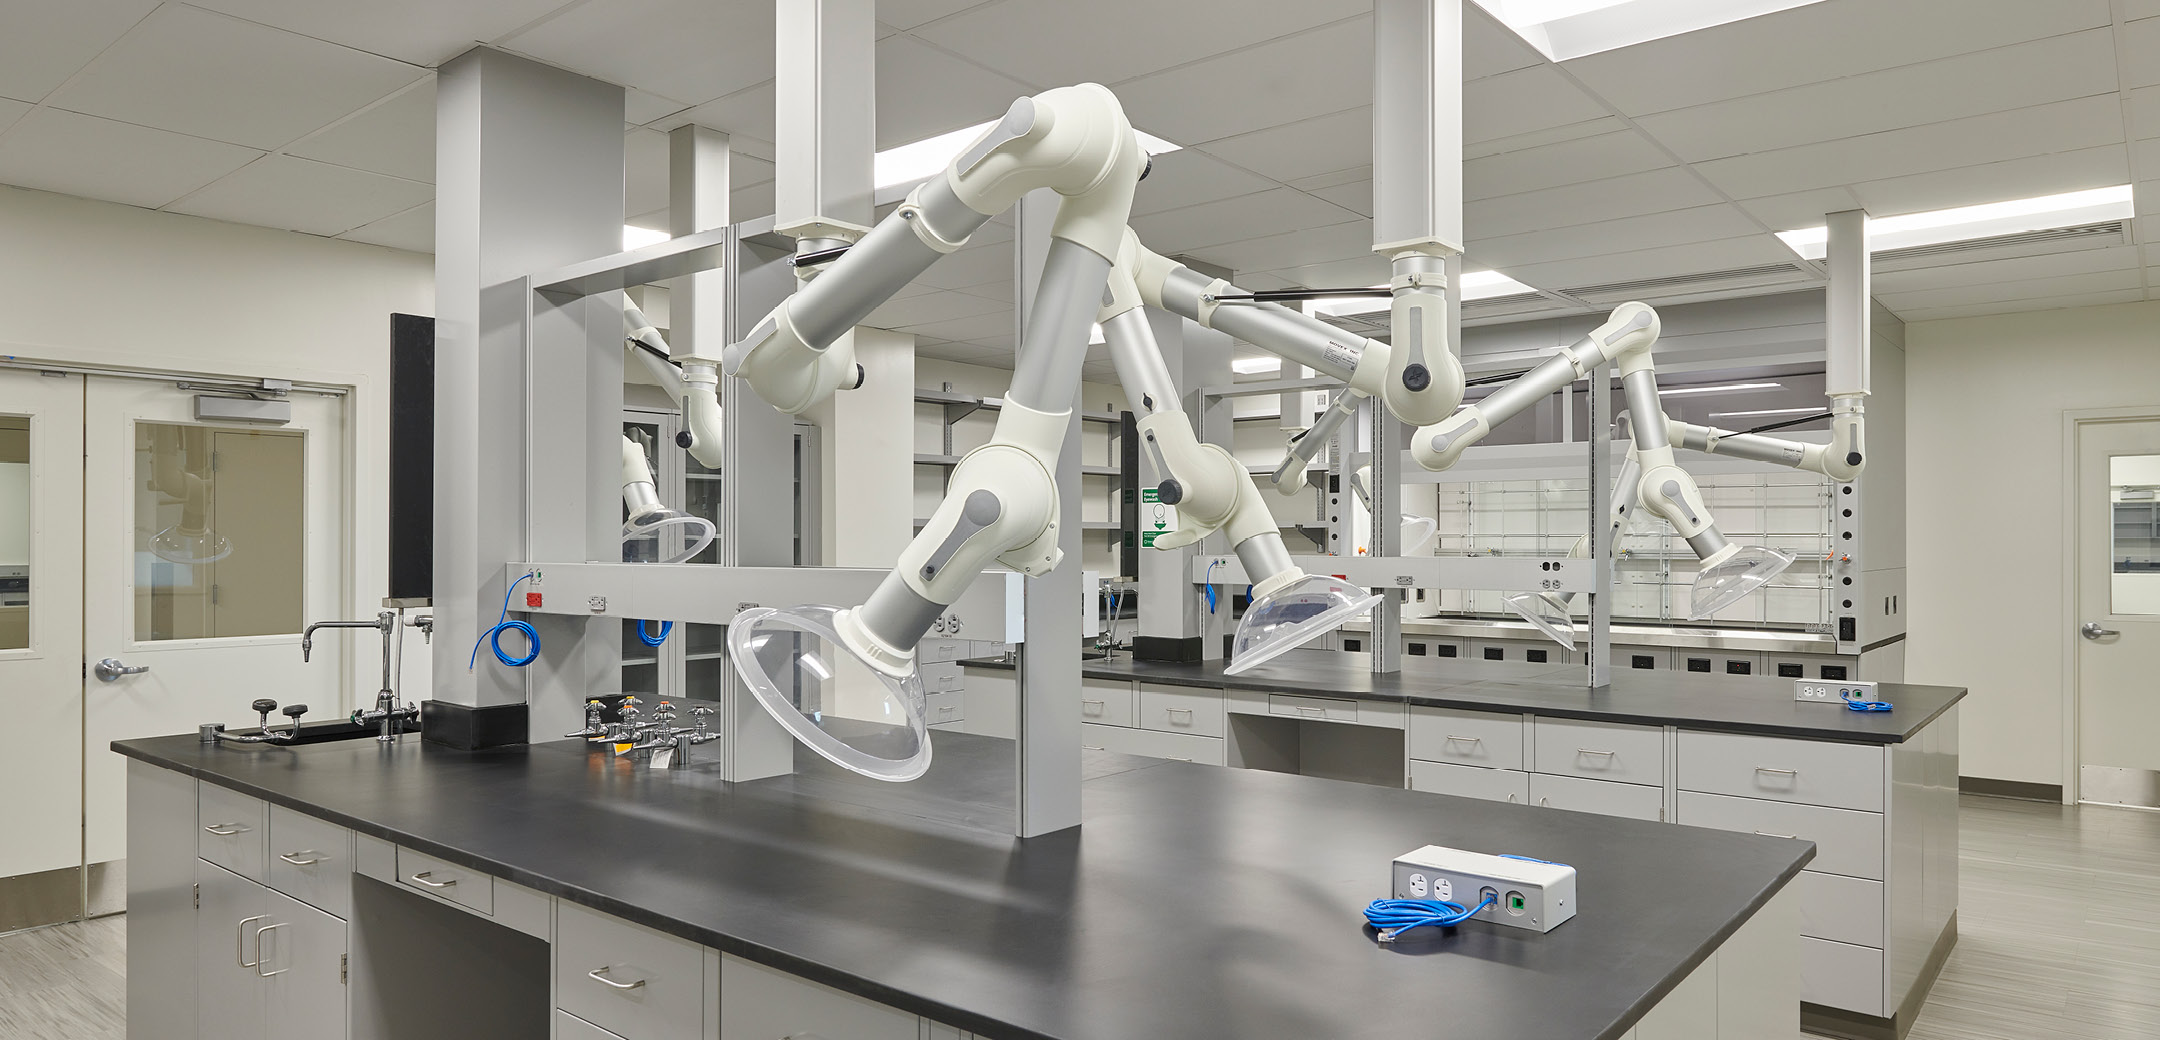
[302,611,418,742]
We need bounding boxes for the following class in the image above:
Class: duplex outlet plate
[1794,678,1879,703]
[1391,845,1576,934]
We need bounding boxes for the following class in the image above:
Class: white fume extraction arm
[711,83,1146,781]
[1413,302,1804,623]
[618,431,714,565]
[1122,235,1463,493]
[1098,231,1380,676]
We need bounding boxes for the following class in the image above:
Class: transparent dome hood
[1400,515,1438,556]
[1224,574,1382,676]
[1689,545,1795,620]
[728,604,931,782]
[622,510,716,564]
[151,526,233,564]
[1503,591,1576,651]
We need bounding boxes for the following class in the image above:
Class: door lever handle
[2082,622,2120,640]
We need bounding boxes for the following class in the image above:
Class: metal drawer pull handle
[1754,830,1798,840]
[1296,706,1324,716]
[587,966,646,990]
[1754,767,1799,777]
[255,923,288,977]
[938,705,959,713]
[203,822,248,836]
[1443,734,1481,744]
[236,914,268,966]
[1167,707,1193,721]
[1576,748,1616,758]
[408,871,457,889]
[278,850,325,866]
[1081,699,1103,710]
[1538,798,1550,807]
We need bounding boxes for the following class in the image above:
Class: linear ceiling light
[623,224,671,250]
[1472,0,1827,62]
[1707,406,1823,419]
[1659,381,1780,396]
[876,123,1182,190]
[1232,356,1282,375]
[1775,185,2136,261]
[1303,269,1537,318]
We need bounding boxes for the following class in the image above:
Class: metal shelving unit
[915,386,1128,547]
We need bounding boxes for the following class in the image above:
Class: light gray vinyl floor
[0,795,2154,1040]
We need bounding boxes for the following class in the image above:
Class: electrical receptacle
[1392,846,1576,933]
[1794,678,1879,703]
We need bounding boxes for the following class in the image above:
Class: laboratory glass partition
[132,421,306,640]
[0,415,27,650]
[2110,454,2160,615]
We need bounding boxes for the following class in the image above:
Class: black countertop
[117,730,1812,1040]
[965,649,1964,744]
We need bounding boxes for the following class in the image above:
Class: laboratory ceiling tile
[46,5,423,151]
[1634,29,2122,164]
[1562,0,2113,118]
[1461,8,1546,82]
[1188,219,1373,275]
[912,0,1365,90]
[2141,177,2160,215]
[1198,107,1372,187]
[1851,146,2132,219]
[875,34,1034,149]
[624,127,670,220]
[1244,254,1393,293]
[1471,203,1763,270]
[1875,267,2143,315]
[2127,87,2160,142]
[167,155,433,237]
[0,0,157,104]
[2128,0,2160,20]
[287,79,436,184]
[1463,131,1672,202]
[499,0,774,112]
[730,179,777,224]
[896,311,1012,344]
[2124,16,2160,90]
[876,0,995,32]
[1870,246,2142,296]
[1130,187,1361,254]
[649,82,777,148]
[1114,18,1375,146]
[1505,235,1797,292]
[625,90,692,126]
[0,99,28,139]
[866,287,1010,329]
[914,242,1012,291]
[1307,178,1372,218]
[187,0,577,67]
[0,108,260,210]
[1463,116,1629,161]
[1690,96,2127,201]
[1729,187,1867,232]
[1466,166,1721,241]
[1128,149,1276,217]
[1892,287,2145,323]
[1463,65,1612,146]
[338,202,434,254]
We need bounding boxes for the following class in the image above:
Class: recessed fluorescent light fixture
[1659,381,1780,396]
[1303,270,1537,318]
[1707,406,1823,419]
[623,225,671,250]
[1472,0,1827,62]
[1775,185,2136,261]
[1232,356,1282,375]
[876,123,1182,190]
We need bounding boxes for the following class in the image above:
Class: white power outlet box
[1391,845,1577,933]
[1794,678,1880,704]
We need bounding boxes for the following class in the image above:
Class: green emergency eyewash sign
[1140,488,1178,548]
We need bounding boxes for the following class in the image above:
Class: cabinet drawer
[1529,773,1663,821]
[1679,731,1886,812]
[393,847,494,915]
[1407,707,1523,769]
[1408,761,1529,805]
[1138,683,1223,737]
[555,1010,627,1040]
[1677,791,1884,880]
[925,690,965,726]
[1533,718,1664,784]
[1079,678,1135,727]
[916,638,968,664]
[1794,870,1884,948]
[1269,693,1358,723]
[919,661,964,693]
[557,900,705,1040]
[1801,936,1885,1016]
[1081,722,1223,766]
[720,953,916,1040]
[198,783,268,881]
[266,805,355,918]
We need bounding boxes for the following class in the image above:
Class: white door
[0,369,85,894]
[2076,417,2160,806]
[83,377,346,869]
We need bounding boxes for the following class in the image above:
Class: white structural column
[1825,210,1872,398]
[774,0,875,255]
[1371,0,1464,259]
[666,125,730,363]
[433,48,625,733]
[1015,189,1083,836]
[813,327,915,568]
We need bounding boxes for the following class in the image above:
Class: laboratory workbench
[117,727,1812,1040]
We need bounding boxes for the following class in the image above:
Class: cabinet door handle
[1576,748,1616,759]
[1754,767,1798,777]
[277,850,325,866]
[407,871,457,889]
[1443,734,1481,745]
[236,914,268,967]
[1538,797,1550,807]
[1081,699,1104,711]
[1296,706,1324,717]
[255,923,288,977]
[1167,707,1193,722]
[1754,829,1798,840]
[587,965,647,990]
[203,822,248,836]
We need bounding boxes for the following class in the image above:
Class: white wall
[1906,299,2160,787]
[0,185,435,704]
